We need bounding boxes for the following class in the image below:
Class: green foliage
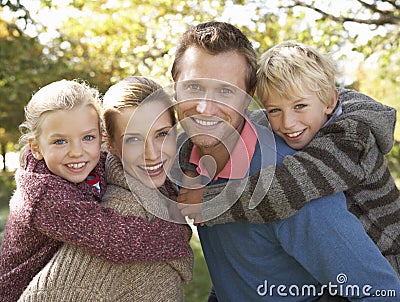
[0,172,14,240]
[357,55,400,141]
[387,142,400,187]
[184,234,212,301]
[40,0,227,91]
[1,0,397,139]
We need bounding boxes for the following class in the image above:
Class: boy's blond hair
[256,41,337,106]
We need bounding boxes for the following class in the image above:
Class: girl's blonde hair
[102,76,176,143]
[256,41,337,106]
[19,79,102,164]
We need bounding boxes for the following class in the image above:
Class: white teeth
[67,162,86,169]
[143,162,163,171]
[287,130,303,138]
[194,118,219,126]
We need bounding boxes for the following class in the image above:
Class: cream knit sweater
[19,153,193,302]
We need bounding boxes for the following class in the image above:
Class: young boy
[177,41,400,277]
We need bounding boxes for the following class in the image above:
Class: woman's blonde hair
[19,79,101,164]
[102,76,176,144]
[256,41,337,106]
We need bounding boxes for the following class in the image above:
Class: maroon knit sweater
[0,151,191,302]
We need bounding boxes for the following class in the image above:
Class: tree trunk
[1,142,6,172]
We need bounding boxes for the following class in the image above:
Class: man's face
[175,47,251,152]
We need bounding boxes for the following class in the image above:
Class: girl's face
[29,105,102,183]
[109,101,176,189]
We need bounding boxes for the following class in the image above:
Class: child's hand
[177,171,206,225]
[177,187,205,225]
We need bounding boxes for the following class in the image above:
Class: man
[171,21,400,301]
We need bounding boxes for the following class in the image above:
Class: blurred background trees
[1,0,399,169]
[1,0,399,173]
[1,1,399,300]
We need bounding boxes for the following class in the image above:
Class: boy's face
[109,102,176,189]
[264,86,337,150]
[30,105,102,183]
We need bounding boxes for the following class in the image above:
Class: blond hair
[256,41,337,106]
[101,76,176,143]
[19,79,101,164]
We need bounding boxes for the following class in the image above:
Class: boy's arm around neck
[202,90,396,225]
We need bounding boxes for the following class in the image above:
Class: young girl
[0,79,191,302]
[18,76,193,302]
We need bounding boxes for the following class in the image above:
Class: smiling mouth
[192,117,221,127]
[285,130,305,138]
[66,162,86,169]
[141,162,164,171]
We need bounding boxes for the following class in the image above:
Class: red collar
[189,119,258,180]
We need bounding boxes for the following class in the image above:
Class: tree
[32,0,229,91]
[279,0,399,59]
[0,5,74,170]
[1,0,399,167]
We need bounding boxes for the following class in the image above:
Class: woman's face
[109,101,176,189]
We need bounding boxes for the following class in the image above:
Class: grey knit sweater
[178,88,400,275]
[19,153,193,302]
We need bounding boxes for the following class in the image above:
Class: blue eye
[54,139,67,145]
[220,87,233,95]
[125,136,139,144]
[295,104,307,110]
[268,108,280,114]
[187,83,201,91]
[83,135,95,141]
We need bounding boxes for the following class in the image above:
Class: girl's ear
[326,88,339,115]
[28,138,43,160]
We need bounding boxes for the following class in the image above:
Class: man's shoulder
[251,121,295,165]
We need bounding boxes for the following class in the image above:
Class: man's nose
[196,100,219,115]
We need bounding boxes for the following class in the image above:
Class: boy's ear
[28,138,43,160]
[326,88,339,114]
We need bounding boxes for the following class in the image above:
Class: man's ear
[326,88,339,115]
[28,138,43,160]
